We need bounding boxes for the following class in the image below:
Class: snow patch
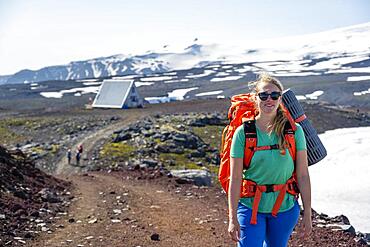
[273,71,321,77]
[326,67,370,74]
[234,67,250,73]
[83,82,102,86]
[205,64,221,68]
[163,72,178,76]
[40,92,63,98]
[185,70,214,78]
[210,76,243,82]
[135,81,154,87]
[214,72,230,77]
[90,61,102,78]
[168,87,199,100]
[353,88,370,96]
[347,76,370,82]
[296,90,324,100]
[40,86,100,99]
[195,90,223,97]
[112,75,137,79]
[145,87,198,103]
[164,78,189,84]
[140,76,173,82]
[310,127,370,233]
[221,65,233,69]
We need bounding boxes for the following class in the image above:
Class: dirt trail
[55,114,141,175]
[28,172,231,247]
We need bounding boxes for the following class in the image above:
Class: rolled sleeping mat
[282,89,327,166]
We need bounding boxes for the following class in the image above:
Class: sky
[0,0,370,75]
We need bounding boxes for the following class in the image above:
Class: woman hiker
[228,74,312,246]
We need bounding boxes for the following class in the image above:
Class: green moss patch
[207,164,219,175]
[0,117,64,146]
[0,126,24,145]
[1,117,62,130]
[51,144,59,154]
[192,125,225,149]
[31,146,44,154]
[158,152,202,170]
[100,142,135,160]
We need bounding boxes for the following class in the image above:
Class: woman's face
[255,82,282,115]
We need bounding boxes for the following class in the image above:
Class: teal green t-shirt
[230,123,306,213]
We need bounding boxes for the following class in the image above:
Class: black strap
[250,144,280,152]
[269,144,280,150]
[243,120,257,139]
[283,121,297,156]
[283,121,295,135]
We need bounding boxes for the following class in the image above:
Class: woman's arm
[295,149,312,238]
[228,157,244,242]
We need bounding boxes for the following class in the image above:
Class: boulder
[170,169,212,186]
[188,115,224,127]
[142,159,159,168]
[113,133,131,142]
[190,150,206,158]
[172,133,203,149]
[38,188,62,203]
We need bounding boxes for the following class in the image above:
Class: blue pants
[237,201,300,247]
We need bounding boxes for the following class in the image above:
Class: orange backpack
[219,93,300,224]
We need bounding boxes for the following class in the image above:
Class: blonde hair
[249,73,289,153]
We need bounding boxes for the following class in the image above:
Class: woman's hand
[228,157,243,242]
[301,209,312,238]
[228,218,240,242]
[296,150,312,238]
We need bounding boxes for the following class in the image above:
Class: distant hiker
[67,149,72,164]
[224,73,312,246]
[77,144,83,154]
[76,151,81,166]
[74,144,84,166]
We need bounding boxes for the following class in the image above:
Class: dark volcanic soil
[0,146,71,245]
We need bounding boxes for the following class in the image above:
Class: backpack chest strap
[252,144,280,151]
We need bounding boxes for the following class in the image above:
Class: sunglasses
[257,91,281,101]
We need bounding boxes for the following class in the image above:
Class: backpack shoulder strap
[243,119,257,169]
[284,121,296,162]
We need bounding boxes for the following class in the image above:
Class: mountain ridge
[2,22,370,85]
